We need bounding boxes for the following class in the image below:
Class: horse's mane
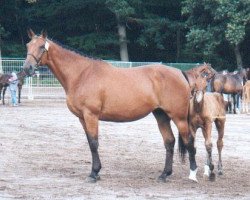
[48,37,101,61]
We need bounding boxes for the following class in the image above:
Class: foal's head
[23,29,49,76]
[191,63,216,92]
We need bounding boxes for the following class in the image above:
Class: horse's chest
[192,115,205,128]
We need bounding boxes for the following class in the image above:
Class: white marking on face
[45,41,50,51]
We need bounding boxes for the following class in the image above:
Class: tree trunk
[116,15,129,61]
[0,36,3,73]
[234,43,243,68]
[176,28,180,62]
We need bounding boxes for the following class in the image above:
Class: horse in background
[210,68,248,114]
[242,80,250,113]
[246,68,250,80]
[22,29,216,183]
[0,71,26,105]
[189,91,226,181]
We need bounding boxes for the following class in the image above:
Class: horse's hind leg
[232,94,237,114]
[174,118,198,182]
[215,119,225,175]
[153,109,175,183]
[202,124,215,181]
[18,85,22,103]
[79,113,101,183]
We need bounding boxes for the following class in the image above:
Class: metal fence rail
[1,58,200,101]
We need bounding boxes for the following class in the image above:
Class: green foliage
[182,0,250,68]
[0,0,249,68]
[106,0,135,20]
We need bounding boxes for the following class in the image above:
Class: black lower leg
[187,135,197,171]
[158,139,175,182]
[86,134,101,181]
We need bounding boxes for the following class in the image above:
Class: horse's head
[238,68,248,84]
[23,29,49,76]
[187,63,216,93]
[198,63,217,80]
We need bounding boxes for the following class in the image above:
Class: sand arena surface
[0,100,249,199]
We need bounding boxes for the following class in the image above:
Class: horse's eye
[40,45,45,49]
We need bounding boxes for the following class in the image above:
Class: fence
[0,58,200,101]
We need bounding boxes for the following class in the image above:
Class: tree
[127,0,184,62]
[183,0,250,69]
[106,0,136,61]
[25,0,120,59]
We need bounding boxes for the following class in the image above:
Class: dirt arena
[0,100,249,199]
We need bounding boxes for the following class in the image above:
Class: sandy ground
[0,100,249,200]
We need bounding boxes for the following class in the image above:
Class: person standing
[8,71,18,106]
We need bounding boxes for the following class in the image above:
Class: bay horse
[246,68,250,80]
[189,91,226,181]
[22,29,215,183]
[211,68,248,114]
[0,71,26,105]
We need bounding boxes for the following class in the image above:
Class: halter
[27,39,50,70]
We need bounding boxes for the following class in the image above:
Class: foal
[242,81,250,113]
[189,91,226,180]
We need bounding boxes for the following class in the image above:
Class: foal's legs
[215,119,225,175]
[79,112,101,183]
[202,123,215,180]
[153,109,175,182]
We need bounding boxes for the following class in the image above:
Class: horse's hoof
[85,175,100,183]
[209,172,216,182]
[157,175,167,183]
[189,169,198,183]
[203,165,210,177]
[218,171,223,176]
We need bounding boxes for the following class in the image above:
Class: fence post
[27,77,34,100]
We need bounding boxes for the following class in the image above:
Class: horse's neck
[184,71,196,92]
[45,43,95,93]
[193,94,203,113]
[17,71,26,80]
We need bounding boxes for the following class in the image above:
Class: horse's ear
[41,30,47,39]
[27,28,35,39]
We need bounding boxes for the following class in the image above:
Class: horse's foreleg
[215,119,225,175]
[79,114,101,183]
[18,85,22,103]
[202,124,215,181]
[233,94,237,114]
[0,86,2,101]
[3,86,7,105]
[153,110,175,182]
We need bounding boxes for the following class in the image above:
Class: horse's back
[211,73,242,94]
[204,92,226,117]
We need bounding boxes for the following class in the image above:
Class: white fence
[1,59,167,100]
[1,58,201,101]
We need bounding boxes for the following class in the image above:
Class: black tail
[178,134,187,163]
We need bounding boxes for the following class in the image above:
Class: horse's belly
[99,99,156,122]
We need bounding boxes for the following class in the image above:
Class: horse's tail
[178,71,191,163]
[178,133,187,163]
